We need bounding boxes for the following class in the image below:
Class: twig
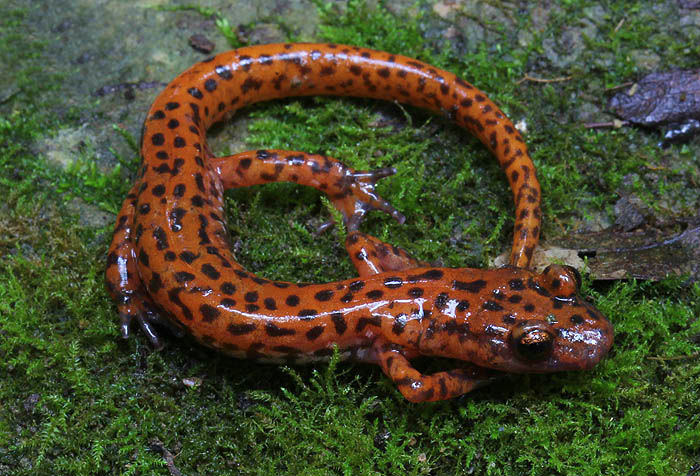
[614,17,626,33]
[605,81,634,92]
[647,352,700,362]
[516,74,572,85]
[583,120,629,129]
[150,438,184,476]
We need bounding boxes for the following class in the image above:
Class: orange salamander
[106,43,613,402]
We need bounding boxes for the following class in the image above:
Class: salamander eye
[511,321,554,362]
[565,265,582,290]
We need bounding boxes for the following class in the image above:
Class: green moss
[1,0,699,474]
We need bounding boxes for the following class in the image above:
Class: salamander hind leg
[105,184,184,348]
[209,149,405,229]
[373,340,497,402]
[346,231,428,276]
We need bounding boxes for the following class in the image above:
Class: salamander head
[421,265,613,373]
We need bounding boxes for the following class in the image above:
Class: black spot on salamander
[407,269,444,282]
[502,313,516,324]
[383,277,403,289]
[178,251,198,264]
[173,183,186,197]
[188,87,203,99]
[138,249,149,266]
[241,77,263,93]
[298,309,318,320]
[508,294,522,304]
[152,184,165,196]
[263,297,277,310]
[169,208,186,232]
[483,301,504,311]
[355,316,381,332]
[149,273,162,293]
[200,304,220,323]
[349,280,365,292]
[201,263,220,280]
[204,78,217,92]
[444,320,469,337]
[164,251,176,261]
[220,282,236,294]
[492,289,506,301]
[265,322,296,337]
[508,279,525,291]
[197,214,210,245]
[271,345,301,355]
[408,287,424,298]
[285,295,300,307]
[228,323,256,335]
[571,314,584,325]
[174,271,195,283]
[167,287,193,320]
[452,279,487,293]
[195,173,206,193]
[244,291,258,303]
[366,289,383,300]
[528,278,551,297]
[434,292,449,310]
[524,303,535,312]
[191,195,204,207]
[392,314,407,335]
[455,77,472,89]
[314,289,334,301]
[305,326,324,341]
[331,312,347,335]
[215,65,233,80]
[246,342,265,359]
[153,227,169,250]
[151,133,164,146]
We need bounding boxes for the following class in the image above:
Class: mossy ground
[1,1,699,474]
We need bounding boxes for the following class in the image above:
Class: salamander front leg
[105,183,184,347]
[373,340,497,402]
[346,231,428,276]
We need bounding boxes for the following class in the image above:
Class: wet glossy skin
[105,43,613,402]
